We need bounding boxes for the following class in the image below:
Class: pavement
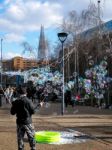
[0,102,112,150]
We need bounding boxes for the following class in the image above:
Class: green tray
[34,131,61,143]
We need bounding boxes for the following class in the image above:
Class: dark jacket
[10,96,35,125]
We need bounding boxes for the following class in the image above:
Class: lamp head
[58,32,68,43]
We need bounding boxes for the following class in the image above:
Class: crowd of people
[0,81,62,105]
[1,81,111,109]
[0,81,86,108]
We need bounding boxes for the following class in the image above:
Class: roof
[83,20,112,38]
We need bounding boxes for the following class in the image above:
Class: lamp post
[0,38,3,88]
[0,38,3,107]
[57,32,68,115]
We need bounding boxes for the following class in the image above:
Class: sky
[0,0,112,59]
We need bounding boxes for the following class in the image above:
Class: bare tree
[21,41,36,59]
[57,1,110,96]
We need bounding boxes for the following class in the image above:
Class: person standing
[4,85,14,104]
[10,87,43,150]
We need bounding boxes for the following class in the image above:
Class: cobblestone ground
[0,102,112,150]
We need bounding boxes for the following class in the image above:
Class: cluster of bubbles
[4,66,63,86]
[84,60,112,99]
[4,60,112,100]
[65,60,112,100]
[23,67,63,85]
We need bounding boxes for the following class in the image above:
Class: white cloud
[102,0,112,21]
[45,0,112,21]
[3,51,35,59]
[3,52,22,59]
[4,0,14,5]
[0,0,111,44]
[6,4,25,21]
[0,0,62,33]
[0,18,26,34]
[5,33,25,43]
[0,0,63,47]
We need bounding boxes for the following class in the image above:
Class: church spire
[38,25,47,60]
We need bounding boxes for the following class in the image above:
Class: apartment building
[2,56,38,71]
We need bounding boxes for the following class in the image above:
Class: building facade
[3,56,38,71]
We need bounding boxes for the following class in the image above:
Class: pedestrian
[4,85,14,104]
[65,89,72,107]
[10,87,43,150]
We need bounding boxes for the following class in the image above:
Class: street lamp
[57,32,68,115]
[0,38,3,88]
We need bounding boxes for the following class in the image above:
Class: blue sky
[0,0,112,59]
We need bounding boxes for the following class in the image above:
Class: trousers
[17,124,36,150]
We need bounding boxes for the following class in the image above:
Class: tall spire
[38,25,48,60]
